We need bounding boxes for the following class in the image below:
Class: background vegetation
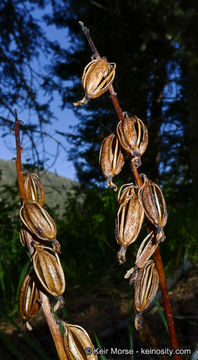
[0,0,198,358]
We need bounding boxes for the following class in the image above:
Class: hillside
[0,159,77,213]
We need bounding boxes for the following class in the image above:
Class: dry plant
[14,110,98,360]
[14,20,181,360]
[73,22,181,360]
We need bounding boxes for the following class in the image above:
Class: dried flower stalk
[78,22,181,360]
[14,111,68,360]
[15,109,97,360]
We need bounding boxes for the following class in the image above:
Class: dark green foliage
[56,185,118,286]
[0,183,28,313]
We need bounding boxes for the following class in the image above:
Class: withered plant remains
[14,20,181,360]
[15,110,98,360]
[73,22,181,360]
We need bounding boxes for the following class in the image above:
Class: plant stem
[40,292,67,360]
[79,22,180,359]
[14,109,25,202]
[14,110,68,360]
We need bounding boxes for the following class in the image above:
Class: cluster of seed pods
[18,169,98,358]
[97,91,167,329]
[18,173,66,330]
[73,55,168,331]
[99,117,168,328]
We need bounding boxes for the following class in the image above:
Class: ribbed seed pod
[138,175,168,242]
[115,184,144,264]
[19,272,40,330]
[124,232,158,284]
[117,113,148,166]
[32,245,65,297]
[99,134,125,191]
[117,182,135,204]
[62,322,98,360]
[20,201,57,241]
[24,173,45,206]
[19,225,35,248]
[134,260,159,314]
[135,231,158,269]
[73,58,116,106]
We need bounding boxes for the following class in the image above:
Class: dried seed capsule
[19,225,40,249]
[138,175,168,242]
[134,260,159,313]
[115,184,144,263]
[20,225,31,248]
[73,58,116,106]
[135,231,158,268]
[20,201,57,241]
[32,245,65,297]
[19,272,40,330]
[24,173,45,206]
[124,232,158,284]
[117,113,148,166]
[62,321,98,360]
[117,182,135,204]
[99,134,125,191]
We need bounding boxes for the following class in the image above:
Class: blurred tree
[0,0,58,167]
[179,1,198,204]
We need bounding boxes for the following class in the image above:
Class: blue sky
[1,4,78,181]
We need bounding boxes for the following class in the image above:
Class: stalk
[79,22,180,359]
[14,110,68,360]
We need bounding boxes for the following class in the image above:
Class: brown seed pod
[19,224,61,254]
[124,231,158,284]
[138,175,168,242]
[73,58,116,106]
[117,113,148,166]
[62,321,98,360]
[135,231,158,269]
[19,272,40,330]
[117,182,135,204]
[24,173,45,206]
[115,184,144,263]
[19,225,33,248]
[99,134,125,191]
[32,245,65,297]
[134,260,159,313]
[20,201,57,241]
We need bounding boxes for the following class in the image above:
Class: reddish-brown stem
[79,21,100,58]
[14,111,68,360]
[153,247,180,358]
[79,22,180,359]
[15,109,25,202]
